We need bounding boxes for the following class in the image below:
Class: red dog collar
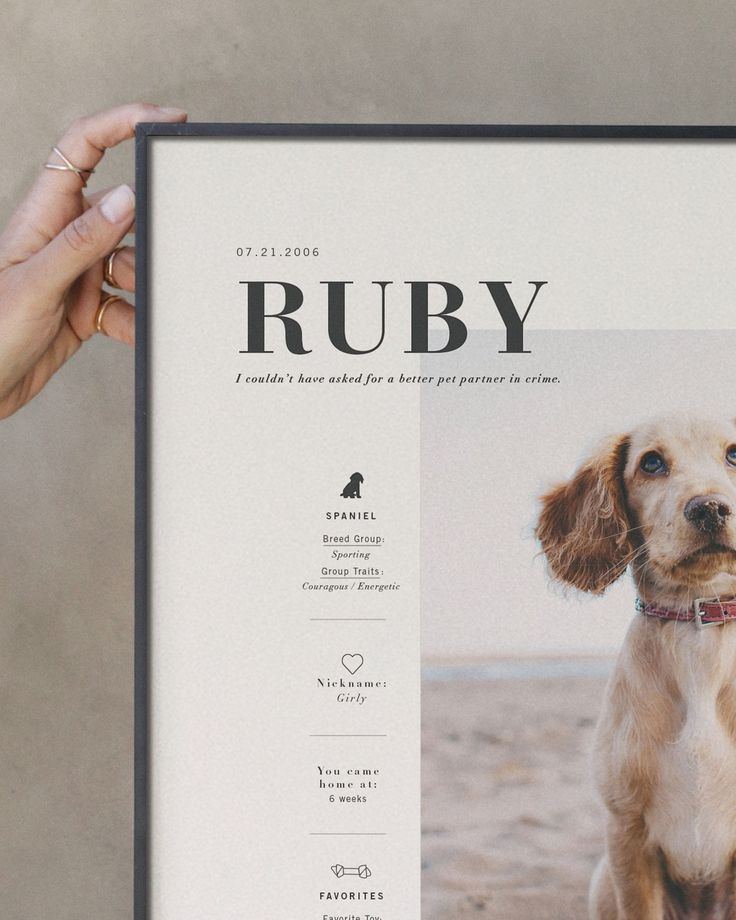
[636,596,736,628]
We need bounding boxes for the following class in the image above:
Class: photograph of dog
[341,471,364,498]
[537,414,736,919]
[420,332,736,919]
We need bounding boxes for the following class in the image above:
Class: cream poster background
[4,4,736,919]
[145,135,736,918]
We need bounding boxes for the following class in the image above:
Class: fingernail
[100,184,135,223]
[157,106,187,117]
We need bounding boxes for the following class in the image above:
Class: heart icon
[341,653,364,675]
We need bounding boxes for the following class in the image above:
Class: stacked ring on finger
[95,293,124,336]
[104,246,126,288]
[43,146,96,188]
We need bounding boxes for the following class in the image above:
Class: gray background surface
[1,3,735,917]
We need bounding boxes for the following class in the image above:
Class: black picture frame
[134,122,736,919]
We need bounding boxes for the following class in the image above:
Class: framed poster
[137,125,736,920]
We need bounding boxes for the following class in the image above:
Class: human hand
[0,102,188,419]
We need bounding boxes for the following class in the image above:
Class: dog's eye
[727,446,736,467]
[640,451,667,475]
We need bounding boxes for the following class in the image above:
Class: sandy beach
[422,667,611,919]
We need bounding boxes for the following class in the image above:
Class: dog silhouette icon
[341,472,364,499]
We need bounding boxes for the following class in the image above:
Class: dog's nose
[683,494,732,533]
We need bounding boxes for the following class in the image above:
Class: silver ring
[44,146,96,188]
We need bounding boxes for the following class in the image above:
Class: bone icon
[331,864,372,879]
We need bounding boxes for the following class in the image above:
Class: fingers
[104,245,134,293]
[87,190,136,291]
[96,295,135,345]
[86,186,136,235]
[21,184,136,304]
[42,103,186,198]
[2,104,185,259]
[86,183,136,205]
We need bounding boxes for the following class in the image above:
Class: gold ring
[95,293,122,336]
[44,146,96,188]
[104,246,125,288]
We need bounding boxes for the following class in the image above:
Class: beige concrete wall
[2,3,735,918]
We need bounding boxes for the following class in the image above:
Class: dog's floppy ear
[536,434,633,594]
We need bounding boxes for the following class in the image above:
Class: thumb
[29,184,135,296]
